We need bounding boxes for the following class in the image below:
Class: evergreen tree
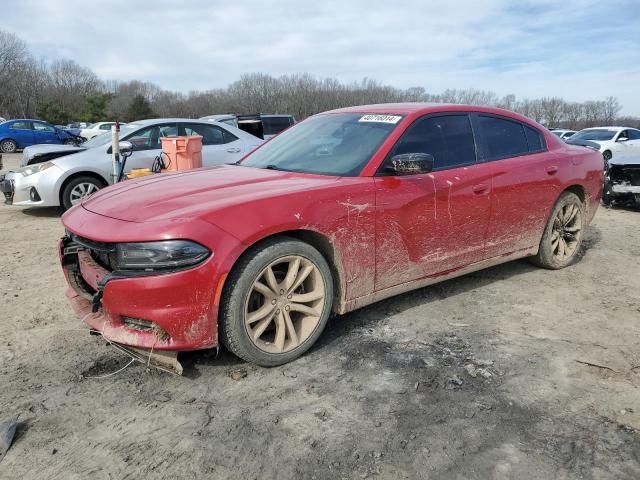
[124,94,156,122]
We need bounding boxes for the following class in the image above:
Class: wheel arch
[0,137,18,150]
[222,229,345,315]
[58,171,109,206]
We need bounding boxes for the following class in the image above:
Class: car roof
[324,103,542,126]
[582,126,638,131]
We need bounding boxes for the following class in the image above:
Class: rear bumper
[59,236,220,351]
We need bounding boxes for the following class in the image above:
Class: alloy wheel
[1,140,16,153]
[244,255,326,354]
[69,182,98,205]
[550,203,582,260]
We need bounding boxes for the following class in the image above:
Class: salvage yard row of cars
[1,103,637,371]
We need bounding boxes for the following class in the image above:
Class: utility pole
[111,122,120,183]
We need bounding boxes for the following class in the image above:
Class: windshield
[570,129,616,141]
[551,131,563,137]
[86,123,99,129]
[241,113,402,176]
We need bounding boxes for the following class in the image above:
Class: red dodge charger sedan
[60,104,603,367]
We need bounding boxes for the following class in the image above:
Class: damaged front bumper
[604,162,640,205]
[59,234,219,372]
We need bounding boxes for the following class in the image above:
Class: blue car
[0,119,81,153]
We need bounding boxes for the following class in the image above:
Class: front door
[374,113,492,291]
[32,122,59,144]
[122,123,179,172]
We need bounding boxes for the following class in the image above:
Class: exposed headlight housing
[20,161,55,177]
[115,240,211,271]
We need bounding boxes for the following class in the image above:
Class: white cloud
[3,0,639,114]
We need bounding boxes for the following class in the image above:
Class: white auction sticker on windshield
[358,114,402,124]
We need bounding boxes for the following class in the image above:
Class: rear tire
[1,139,17,153]
[61,176,103,210]
[219,237,333,366]
[531,192,585,269]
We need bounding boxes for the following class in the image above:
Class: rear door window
[10,121,32,130]
[477,115,529,160]
[183,123,224,145]
[390,114,477,170]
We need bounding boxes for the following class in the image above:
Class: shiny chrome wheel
[244,255,325,354]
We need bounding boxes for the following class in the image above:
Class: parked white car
[550,129,576,140]
[566,126,640,161]
[0,118,263,210]
[79,122,124,141]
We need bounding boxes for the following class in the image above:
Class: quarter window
[524,125,545,152]
[390,114,476,170]
[478,115,529,160]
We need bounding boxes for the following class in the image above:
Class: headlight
[115,240,211,271]
[20,161,55,177]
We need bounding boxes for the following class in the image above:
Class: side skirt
[338,247,536,314]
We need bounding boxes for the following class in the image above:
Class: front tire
[219,238,334,366]
[1,139,17,153]
[531,192,585,269]
[603,150,612,162]
[61,176,103,210]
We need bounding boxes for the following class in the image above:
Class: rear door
[32,122,59,145]
[8,121,35,147]
[474,114,562,257]
[182,122,244,165]
[374,113,493,291]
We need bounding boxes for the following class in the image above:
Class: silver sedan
[0,118,263,210]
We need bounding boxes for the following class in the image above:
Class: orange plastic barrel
[160,136,203,171]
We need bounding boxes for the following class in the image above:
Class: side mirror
[119,141,133,157]
[617,137,628,142]
[388,153,434,175]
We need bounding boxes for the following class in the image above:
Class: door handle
[472,183,489,194]
[226,147,241,153]
[546,165,559,175]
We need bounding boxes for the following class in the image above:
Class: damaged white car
[603,154,640,207]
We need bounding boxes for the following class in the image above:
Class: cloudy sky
[4,0,640,114]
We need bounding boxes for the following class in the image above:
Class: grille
[67,231,116,271]
[610,165,640,187]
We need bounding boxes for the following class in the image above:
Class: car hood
[81,165,340,223]
[22,144,86,162]
[565,139,603,150]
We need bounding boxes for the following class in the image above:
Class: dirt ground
[0,152,639,479]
